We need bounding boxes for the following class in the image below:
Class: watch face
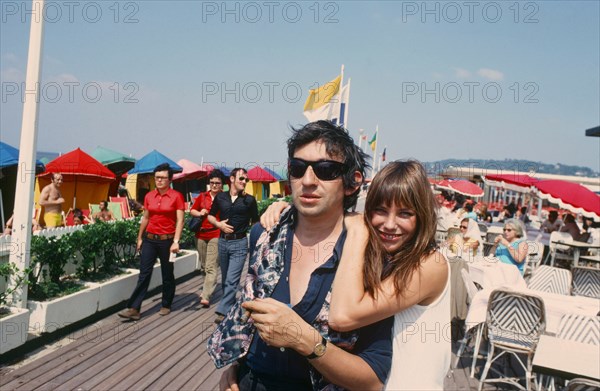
[314,342,327,357]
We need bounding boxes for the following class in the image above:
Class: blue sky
[2,1,599,174]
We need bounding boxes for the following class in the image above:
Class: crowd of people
[3,119,598,390]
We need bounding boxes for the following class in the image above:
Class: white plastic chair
[524,240,544,280]
[546,231,574,267]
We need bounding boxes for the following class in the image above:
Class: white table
[551,240,600,267]
[465,287,600,334]
[533,335,600,380]
[467,256,527,290]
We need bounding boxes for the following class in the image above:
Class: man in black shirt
[207,168,258,323]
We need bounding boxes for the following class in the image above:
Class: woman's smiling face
[370,202,417,254]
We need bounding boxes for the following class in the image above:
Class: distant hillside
[422,159,599,178]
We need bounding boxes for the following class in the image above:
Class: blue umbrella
[127,149,182,175]
[0,141,45,169]
[0,141,45,228]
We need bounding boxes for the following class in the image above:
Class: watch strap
[305,336,327,359]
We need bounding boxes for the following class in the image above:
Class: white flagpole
[343,78,351,128]
[371,125,379,179]
[358,128,364,149]
[333,64,344,124]
[9,0,46,308]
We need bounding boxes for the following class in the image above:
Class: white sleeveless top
[384,257,451,391]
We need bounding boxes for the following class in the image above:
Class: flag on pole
[381,148,386,162]
[303,75,342,122]
[369,132,377,152]
[331,79,350,127]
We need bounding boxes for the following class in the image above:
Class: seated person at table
[541,210,563,233]
[477,204,492,223]
[560,214,584,241]
[461,203,477,220]
[490,218,528,275]
[446,218,482,256]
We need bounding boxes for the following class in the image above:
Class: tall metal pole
[9,0,46,308]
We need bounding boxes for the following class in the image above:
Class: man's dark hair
[464,203,473,212]
[209,169,226,183]
[153,163,174,180]
[229,167,247,180]
[287,120,370,210]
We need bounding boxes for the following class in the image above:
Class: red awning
[534,180,600,221]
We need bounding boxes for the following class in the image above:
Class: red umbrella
[534,180,600,221]
[247,166,277,183]
[40,148,115,180]
[437,179,484,198]
[38,148,115,209]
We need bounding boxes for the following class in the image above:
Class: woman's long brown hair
[363,160,439,298]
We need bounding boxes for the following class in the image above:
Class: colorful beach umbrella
[127,149,182,175]
[437,179,484,198]
[247,166,278,183]
[40,148,116,180]
[172,159,210,181]
[38,148,116,209]
[483,173,540,193]
[534,180,600,221]
[91,146,136,177]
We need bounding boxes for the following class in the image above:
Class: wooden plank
[2,275,203,390]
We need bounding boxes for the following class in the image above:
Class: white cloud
[477,68,504,81]
[454,68,471,79]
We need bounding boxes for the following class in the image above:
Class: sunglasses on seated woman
[288,158,347,181]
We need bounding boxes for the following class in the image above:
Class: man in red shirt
[190,169,226,307]
[119,163,185,320]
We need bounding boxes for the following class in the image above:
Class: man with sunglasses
[207,167,259,323]
[191,169,226,308]
[209,121,393,390]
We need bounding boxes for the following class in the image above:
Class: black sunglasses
[288,158,346,181]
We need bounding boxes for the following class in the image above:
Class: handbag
[187,216,203,233]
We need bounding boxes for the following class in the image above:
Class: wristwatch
[305,336,327,359]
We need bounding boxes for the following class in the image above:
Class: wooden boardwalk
[1,272,493,390]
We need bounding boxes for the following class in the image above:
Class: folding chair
[478,289,546,391]
[528,265,572,295]
[524,240,545,280]
[109,196,131,219]
[453,268,484,378]
[571,266,600,299]
[107,202,123,220]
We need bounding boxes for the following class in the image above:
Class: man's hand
[170,242,180,253]
[200,208,209,217]
[219,363,240,391]
[218,219,234,234]
[260,201,289,231]
[136,238,143,252]
[242,298,317,355]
